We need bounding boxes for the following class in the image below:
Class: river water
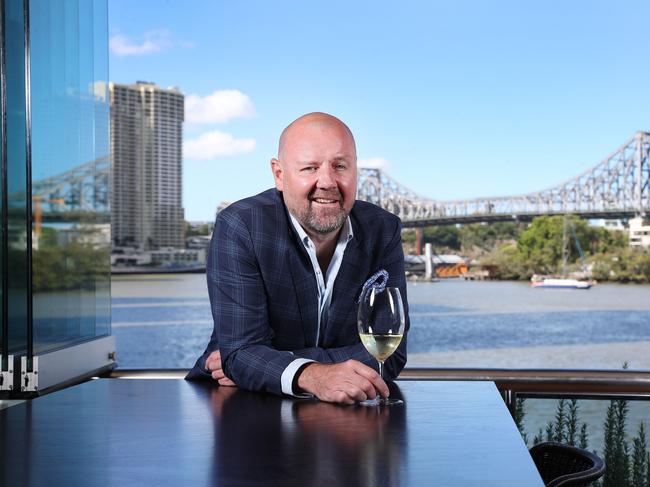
[111,274,650,453]
[112,274,650,370]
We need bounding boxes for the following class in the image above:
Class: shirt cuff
[281,358,315,397]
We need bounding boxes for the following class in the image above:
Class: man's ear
[270,158,283,191]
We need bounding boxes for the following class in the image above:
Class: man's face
[271,120,357,237]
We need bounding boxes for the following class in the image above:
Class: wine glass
[357,286,405,406]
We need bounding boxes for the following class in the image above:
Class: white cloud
[109,30,173,57]
[185,90,256,124]
[358,157,390,170]
[184,130,256,160]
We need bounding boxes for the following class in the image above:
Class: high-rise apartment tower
[110,81,185,250]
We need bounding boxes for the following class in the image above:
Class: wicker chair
[529,442,606,487]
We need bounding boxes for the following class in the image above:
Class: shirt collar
[288,212,354,249]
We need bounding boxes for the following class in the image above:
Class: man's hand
[205,350,237,387]
[296,360,389,405]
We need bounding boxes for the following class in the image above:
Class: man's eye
[301,167,317,173]
[335,164,347,170]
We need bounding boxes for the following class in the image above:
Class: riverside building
[110,82,185,250]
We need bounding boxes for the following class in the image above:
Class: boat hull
[531,278,592,289]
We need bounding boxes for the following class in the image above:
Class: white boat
[530,216,595,290]
[531,276,593,289]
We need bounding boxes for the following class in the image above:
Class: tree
[603,399,631,487]
[579,423,589,449]
[553,399,567,443]
[513,397,528,445]
[566,399,579,446]
[459,221,522,252]
[481,243,527,280]
[632,422,648,487]
[423,225,461,250]
[517,216,593,274]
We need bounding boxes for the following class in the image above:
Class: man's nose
[316,165,336,189]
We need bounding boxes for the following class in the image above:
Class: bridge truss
[32,156,110,214]
[358,132,650,227]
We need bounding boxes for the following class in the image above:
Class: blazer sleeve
[287,217,409,381]
[207,210,297,396]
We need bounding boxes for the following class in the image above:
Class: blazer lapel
[287,248,319,347]
[322,238,367,342]
[276,193,319,347]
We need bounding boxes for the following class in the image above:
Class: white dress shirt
[279,213,354,396]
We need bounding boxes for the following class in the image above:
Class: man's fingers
[218,377,236,387]
[205,350,222,371]
[211,369,225,380]
[350,361,389,398]
[341,375,375,401]
[297,361,391,405]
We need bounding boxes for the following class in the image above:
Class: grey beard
[303,208,348,235]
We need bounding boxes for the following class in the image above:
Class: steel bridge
[29,131,650,227]
[358,131,650,227]
[32,156,110,214]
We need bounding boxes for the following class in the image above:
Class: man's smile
[312,197,339,205]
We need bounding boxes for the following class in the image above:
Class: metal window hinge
[1,355,14,391]
[20,356,39,392]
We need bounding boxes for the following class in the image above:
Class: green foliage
[632,423,647,486]
[518,389,650,487]
[423,225,461,250]
[517,215,591,274]
[533,426,544,446]
[468,216,650,282]
[579,423,589,449]
[590,248,650,283]
[533,398,588,447]
[33,241,109,292]
[603,399,631,487]
[553,399,568,443]
[402,215,650,282]
[184,221,210,237]
[481,243,528,280]
[566,399,579,446]
[514,397,528,444]
[401,229,417,244]
[459,222,522,251]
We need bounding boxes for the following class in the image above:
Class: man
[187,112,408,404]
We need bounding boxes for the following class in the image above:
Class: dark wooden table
[1,379,544,486]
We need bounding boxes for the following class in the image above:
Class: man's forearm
[221,344,297,396]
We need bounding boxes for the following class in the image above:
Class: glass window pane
[5,0,28,356]
[520,396,650,485]
[30,0,110,354]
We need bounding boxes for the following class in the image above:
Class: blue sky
[108,0,650,222]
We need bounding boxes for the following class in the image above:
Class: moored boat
[531,276,593,289]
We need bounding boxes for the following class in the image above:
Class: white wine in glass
[357,286,405,406]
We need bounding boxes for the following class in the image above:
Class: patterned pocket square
[357,269,389,303]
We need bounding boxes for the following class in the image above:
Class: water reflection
[209,384,406,487]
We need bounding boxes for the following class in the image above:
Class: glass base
[358,397,403,407]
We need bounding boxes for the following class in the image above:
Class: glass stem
[378,360,384,380]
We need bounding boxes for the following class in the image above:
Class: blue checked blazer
[186,188,409,395]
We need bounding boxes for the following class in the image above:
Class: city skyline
[108,1,650,221]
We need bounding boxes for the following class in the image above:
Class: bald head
[278,112,356,162]
[271,112,358,239]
